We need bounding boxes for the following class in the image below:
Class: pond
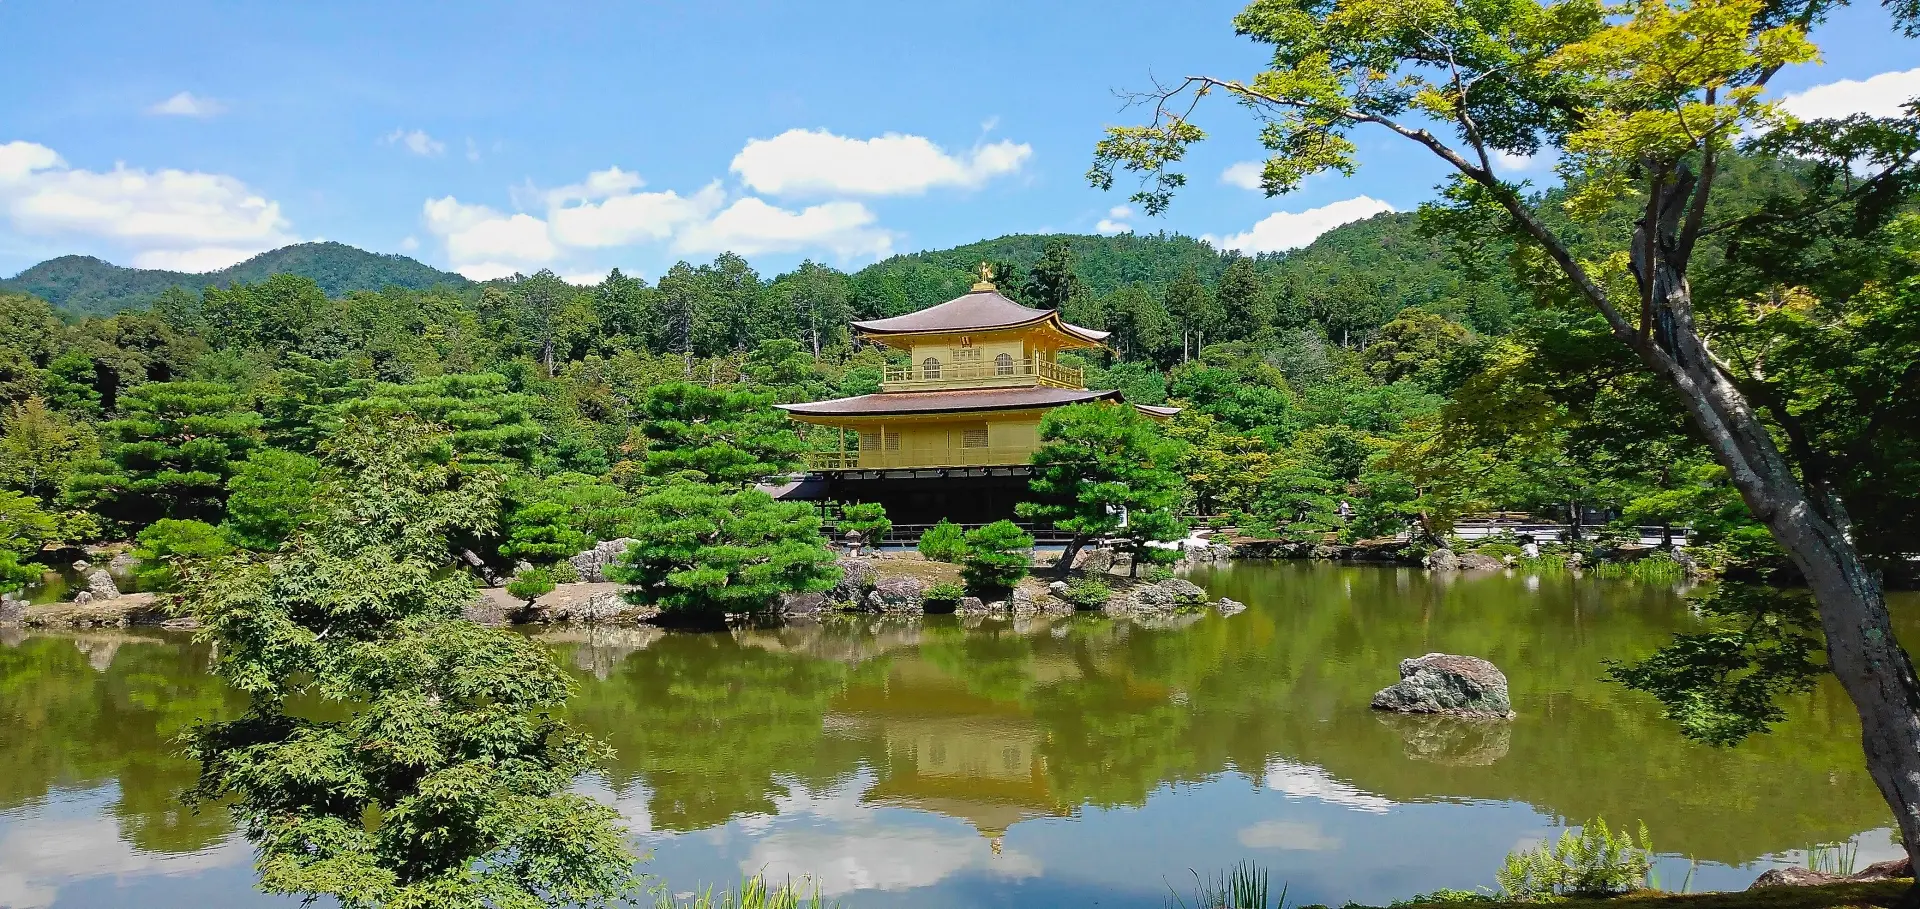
[1,562,1909,908]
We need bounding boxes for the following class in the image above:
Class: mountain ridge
[2,241,471,317]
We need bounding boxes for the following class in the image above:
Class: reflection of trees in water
[555,565,1894,864]
[13,564,1888,867]
[553,632,874,833]
[0,632,245,854]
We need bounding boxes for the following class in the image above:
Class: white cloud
[0,139,294,271]
[147,91,224,118]
[1238,820,1342,851]
[399,235,419,252]
[731,128,1031,196]
[422,195,557,279]
[1222,160,1266,191]
[1492,149,1551,172]
[385,128,446,157]
[1096,204,1133,235]
[1205,196,1396,255]
[1779,67,1920,120]
[674,197,892,258]
[548,174,724,248]
[465,138,482,163]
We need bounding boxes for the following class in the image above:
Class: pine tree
[1017,403,1188,576]
[610,479,838,622]
[67,381,261,529]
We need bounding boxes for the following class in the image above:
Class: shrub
[1143,565,1176,582]
[960,520,1033,594]
[506,567,556,618]
[838,502,892,545]
[917,519,969,562]
[133,519,236,591]
[924,581,966,611]
[1496,818,1653,901]
[1059,577,1112,610]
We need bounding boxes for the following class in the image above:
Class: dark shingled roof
[850,289,1109,343]
[777,386,1121,417]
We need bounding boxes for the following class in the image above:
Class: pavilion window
[885,430,901,450]
[961,426,989,449]
[994,353,1014,375]
[860,430,881,451]
[922,357,941,379]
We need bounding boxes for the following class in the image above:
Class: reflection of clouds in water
[1238,820,1341,851]
[737,776,1044,895]
[1261,760,1395,814]
[575,775,655,835]
[0,809,248,909]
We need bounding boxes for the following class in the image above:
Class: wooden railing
[881,357,1082,389]
[806,444,1036,471]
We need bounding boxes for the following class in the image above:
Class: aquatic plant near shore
[1496,818,1654,901]
[1169,861,1285,909]
[655,875,830,909]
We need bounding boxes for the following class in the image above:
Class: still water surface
[2,563,1909,908]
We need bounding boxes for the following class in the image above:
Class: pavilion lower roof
[776,386,1121,417]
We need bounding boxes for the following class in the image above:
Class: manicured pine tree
[67,380,261,529]
[610,478,839,623]
[637,382,803,487]
[1018,402,1189,576]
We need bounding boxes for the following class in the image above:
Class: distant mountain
[2,242,470,317]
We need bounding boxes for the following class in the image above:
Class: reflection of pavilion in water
[827,660,1072,852]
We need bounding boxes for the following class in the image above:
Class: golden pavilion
[774,264,1175,525]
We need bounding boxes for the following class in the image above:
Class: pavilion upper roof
[850,288,1110,345]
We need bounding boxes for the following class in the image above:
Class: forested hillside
[1,241,468,317]
[0,150,1913,616]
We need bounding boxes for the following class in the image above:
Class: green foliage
[221,448,321,551]
[1018,403,1188,571]
[180,414,637,908]
[501,501,593,565]
[1608,584,1827,745]
[610,480,839,621]
[637,383,803,487]
[960,520,1033,595]
[507,567,557,607]
[2,395,96,504]
[132,519,235,591]
[0,490,56,593]
[353,373,542,464]
[1060,577,1113,610]
[67,380,261,528]
[836,502,891,544]
[923,581,967,607]
[1495,819,1654,901]
[916,519,970,563]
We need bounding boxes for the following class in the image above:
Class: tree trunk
[1056,535,1088,579]
[1640,256,1920,867]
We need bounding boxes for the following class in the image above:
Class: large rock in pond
[1458,552,1505,571]
[1106,578,1209,617]
[1424,549,1460,571]
[84,569,120,599]
[1371,653,1515,719]
[569,538,638,583]
[865,576,925,614]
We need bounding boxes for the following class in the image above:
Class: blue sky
[1,0,1915,282]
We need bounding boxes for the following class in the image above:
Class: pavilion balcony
[806,444,1036,472]
[880,357,1082,392]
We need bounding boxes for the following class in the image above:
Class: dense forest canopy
[0,150,1912,600]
